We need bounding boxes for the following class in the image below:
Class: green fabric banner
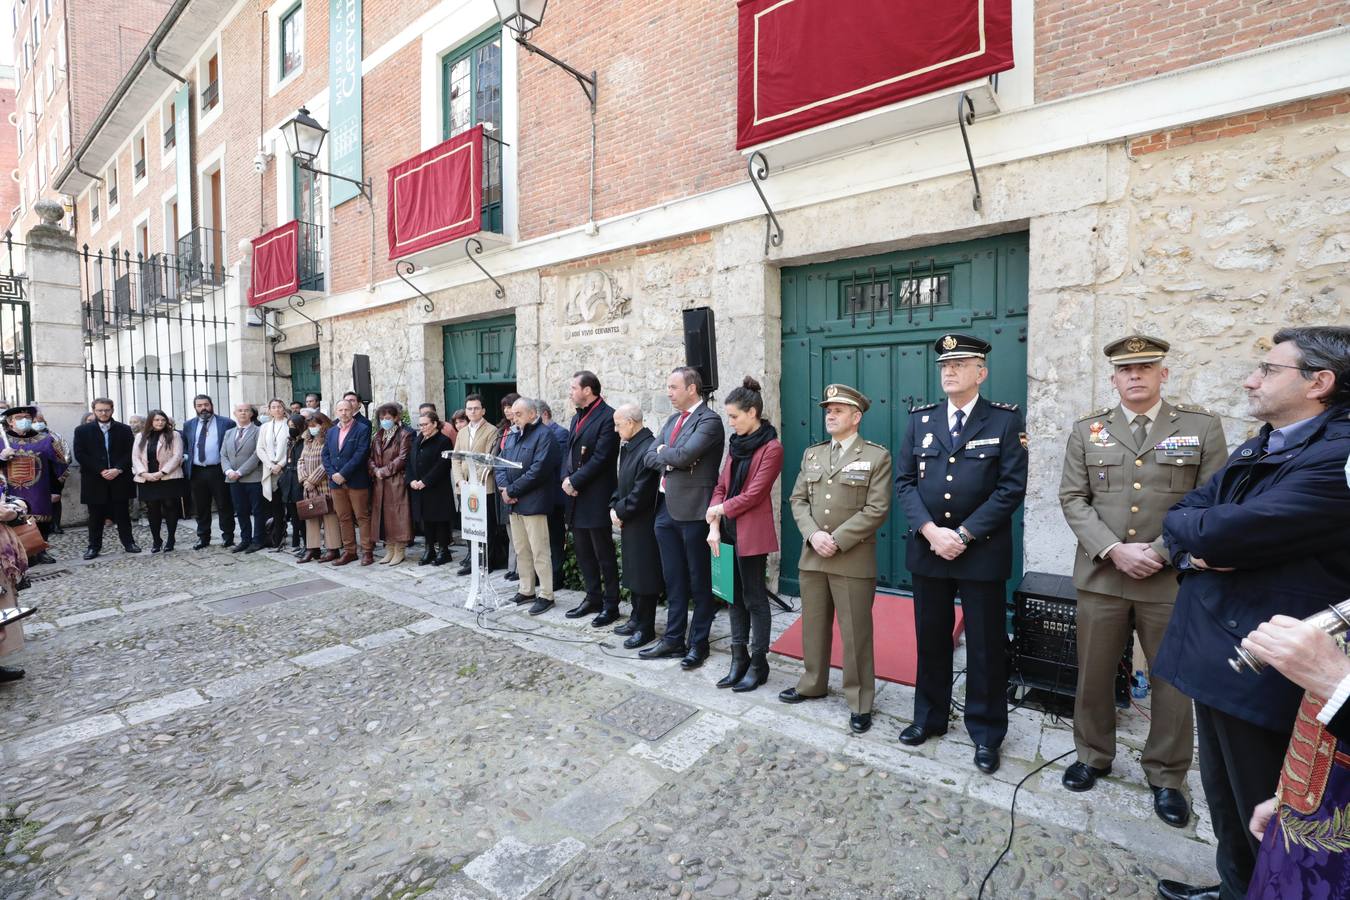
[328,0,363,207]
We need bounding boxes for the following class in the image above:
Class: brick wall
[64,1,171,141]
[515,0,744,240]
[1129,91,1350,155]
[0,81,17,221]
[1036,0,1350,103]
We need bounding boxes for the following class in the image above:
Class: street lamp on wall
[279,106,373,203]
[492,0,596,111]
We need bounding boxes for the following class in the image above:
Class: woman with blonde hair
[131,409,187,552]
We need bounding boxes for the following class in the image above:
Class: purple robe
[1,429,66,522]
[1249,686,1350,898]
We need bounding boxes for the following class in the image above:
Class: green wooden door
[779,233,1029,596]
[290,348,321,405]
[442,315,516,416]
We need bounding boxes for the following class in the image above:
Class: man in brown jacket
[1058,334,1227,828]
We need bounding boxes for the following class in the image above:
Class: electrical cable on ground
[976,747,1076,899]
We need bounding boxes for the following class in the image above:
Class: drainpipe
[149,47,188,84]
[73,159,103,184]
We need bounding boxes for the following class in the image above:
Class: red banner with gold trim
[249,220,300,307]
[387,125,483,260]
[736,0,1014,149]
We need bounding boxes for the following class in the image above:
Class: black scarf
[722,422,777,543]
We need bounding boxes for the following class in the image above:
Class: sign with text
[328,0,363,206]
[460,481,488,543]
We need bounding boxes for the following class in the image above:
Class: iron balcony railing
[134,158,146,180]
[297,220,325,293]
[176,227,225,299]
[201,80,220,112]
[139,252,180,308]
[107,185,118,207]
[163,121,176,151]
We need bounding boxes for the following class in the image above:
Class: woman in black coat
[277,414,307,555]
[610,405,664,649]
[407,409,455,566]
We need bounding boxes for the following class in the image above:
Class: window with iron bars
[841,270,951,317]
[442,27,503,234]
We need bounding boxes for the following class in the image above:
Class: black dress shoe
[504,570,519,582]
[528,598,554,616]
[221,540,235,549]
[456,561,472,576]
[511,593,535,605]
[0,664,24,681]
[850,713,872,734]
[245,542,265,554]
[591,609,620,628]
[778,688,826,704]
[434,550,454,566]
[974,745,1001,774]
[898,724,946,746]
[1156,881,1220,900]
[193,540,210,550]
[31,551,55,565]
[83,548,99,560]
[639,639,687,660]
[419,548,436,565]
[680,643,710,670]
[613,617,639,636]
[1061,761,1111,792]
[151,543,163,554]
[1151,785,1191,828]
[623,630,656,650]
[565,599,602,620]
[230,543,248,553]
[124,543,142,554]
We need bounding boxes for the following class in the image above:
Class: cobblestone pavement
[0,524,1218,898]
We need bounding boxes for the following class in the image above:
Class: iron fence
[0,233,32,407]
[81,237,232,424]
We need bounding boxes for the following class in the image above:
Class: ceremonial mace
[1229,598,1350,673]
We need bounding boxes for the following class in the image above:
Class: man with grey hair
[497,397,562,615]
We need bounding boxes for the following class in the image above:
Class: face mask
[12,418,30,432]
[308,426,321,437]
[380,419,396,431]
[33,422,46,432]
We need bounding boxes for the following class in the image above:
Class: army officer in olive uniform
[783,384,893,735]
[895,334,1028,775]
[1058,335,1227,828]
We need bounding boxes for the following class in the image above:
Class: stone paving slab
[464,837,586,900]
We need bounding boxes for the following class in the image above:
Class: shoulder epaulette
[807,439,830,449]
[1171,403,1216,417]
[989,401,1020,412]
[1076,407,1113,422]
[863,440,888,450]
[910,401,940,413]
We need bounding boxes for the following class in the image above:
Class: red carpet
[770,592,965,686]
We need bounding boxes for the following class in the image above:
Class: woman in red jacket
[707,376,784,692]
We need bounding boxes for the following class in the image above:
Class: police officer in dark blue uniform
[894,333,1028,774]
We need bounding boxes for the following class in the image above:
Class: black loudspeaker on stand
[682,307,718,395]
[351,354,373,404]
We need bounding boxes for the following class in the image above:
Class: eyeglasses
[1252,361,1321,378]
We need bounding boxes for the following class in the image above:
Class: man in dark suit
[561,371,621,627]
[640,366,726,669]
[539,401,569,589]
[611,403,663,648]
[894,333,1028,776]
[72,397,141,559]
[1154,326,1350,900]
[181,393,236,549]
[323,397,374,566]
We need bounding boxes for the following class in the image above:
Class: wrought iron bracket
[957,92,983,213]
[396,259,434,314]
[286,294,322,343]
[297,160,374,204]
[464,237,505,299]
[516,38,597,112]
[747,151,783,256]
[253,306,287,344]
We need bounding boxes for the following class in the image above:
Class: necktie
[103,427,110,465]
[1132,415,1149,448]
[1266,429,1286,455]
[951,409,965,442]
[237,427,245,450]
[196,417,208,463]
[669,411,690,444]
[829,442,841,470]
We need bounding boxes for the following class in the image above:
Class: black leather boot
[623,595,658,649]
[420,543,437,565]
[434,548,455,566]
[717,645,750,689]
[733,651,769,692]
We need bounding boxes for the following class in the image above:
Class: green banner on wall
[328,0,363,207]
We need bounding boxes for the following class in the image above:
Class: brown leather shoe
[297,549,320,564]
[331,551,358,566]
[360,551,375,566]
[318,550,340,563]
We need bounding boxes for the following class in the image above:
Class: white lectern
[446,449,521,609]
